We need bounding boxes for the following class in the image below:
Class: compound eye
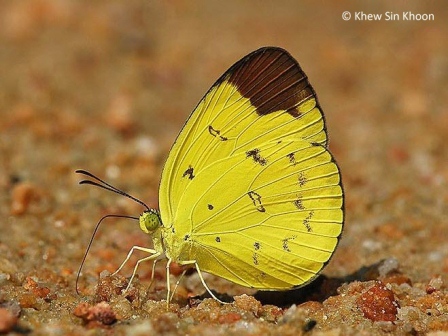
[139,210,161,233]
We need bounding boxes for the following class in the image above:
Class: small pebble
[73,301,117,325]
[10,182,36,215]
[357,282,400,322]
[0,308,18,333]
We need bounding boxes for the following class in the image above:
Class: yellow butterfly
[77,47,344,304]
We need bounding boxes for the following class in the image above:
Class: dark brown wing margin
[224,47,317,118]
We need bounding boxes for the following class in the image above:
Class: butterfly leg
[174,260,227,304]
[147,258,160,291]
[165,259,192,306]
[170,268,188,302]
[165,258,173,307]
[112,245,161,292]
[125,251,162,292]
[165,259,172,308]
[193,261,227,304]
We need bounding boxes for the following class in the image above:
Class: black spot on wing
[293,196,305,210]
[282,239,291,252]
[298,172,307,187]
[248,191,265,212]
[282,235,297,252]
[253,252,259,265]
[182,165,195,180]
[303,211,314,232]
[246,148,267,166]
[208,125,228,141]
[287,152,296,165]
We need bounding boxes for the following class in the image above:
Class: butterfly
[77,47,344,304]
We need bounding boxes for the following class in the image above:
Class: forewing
[159,47,328,224]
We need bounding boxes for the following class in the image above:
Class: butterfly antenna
[75,169,150,212]
[75,214,138,295]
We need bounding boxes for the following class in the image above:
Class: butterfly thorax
[159,223,192,262]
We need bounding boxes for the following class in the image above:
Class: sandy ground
[0,1,447,335]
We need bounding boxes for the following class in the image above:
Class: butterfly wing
[158,47,343,289]
[179,138,342,288]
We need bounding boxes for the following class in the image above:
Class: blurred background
[0,0,447,329]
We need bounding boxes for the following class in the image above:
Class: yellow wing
[158,47,343,289]
[179,138,342,288]
[160,47,328,225]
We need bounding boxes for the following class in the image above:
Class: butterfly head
[75,169,166,294]
[139,209,162,234]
